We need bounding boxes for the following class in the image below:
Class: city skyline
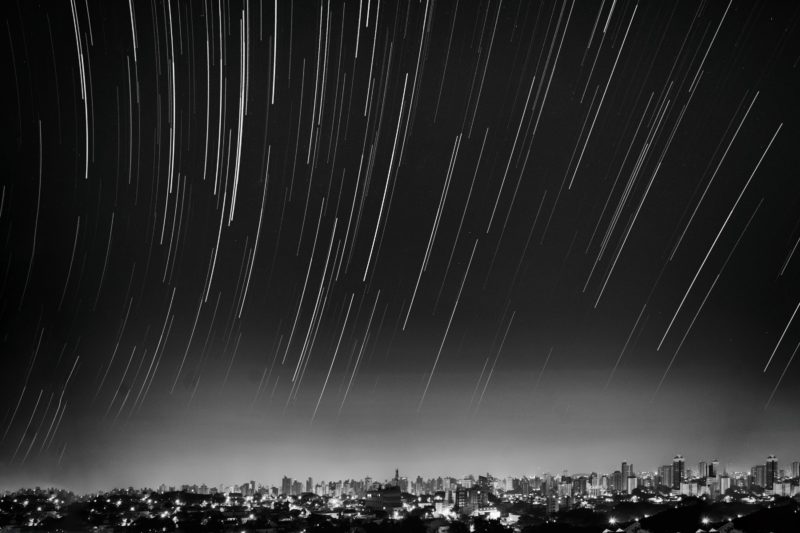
[4,452,799,495]
[4,453,800,504]
[2,0,800,496]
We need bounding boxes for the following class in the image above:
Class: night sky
[2,0,800,493]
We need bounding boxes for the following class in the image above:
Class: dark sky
[2,0,800,493]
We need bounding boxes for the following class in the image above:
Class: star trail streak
[1,0,799,491]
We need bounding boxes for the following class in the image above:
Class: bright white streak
[362,73,408,281]
[418,239,479,412]
[312,293,355,422]
[282,199,326,364]
[763,301,800,373]
[658,124,782,351]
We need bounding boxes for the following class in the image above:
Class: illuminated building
[454,486,488,515]
[363,470,403,511]
[772,481,793,497]
[545,494,558,515]
[720,474,731,494]
[679,482,699,496]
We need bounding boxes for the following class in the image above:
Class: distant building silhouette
[672,455,685,490]
[658,465,673,488]
[709,459,719,478]
[751,464,766,488]
[766,455,778,490]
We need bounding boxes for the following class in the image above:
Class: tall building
[611,470,623,492]
[766,455,778,490]
[658,465,673,489]
[626,476,638,494]
[720,474,731,494]
[752,465,766,488]
[672,455,685,490]
[698,461,708,478]
[792,461,799,479]
[281,476,292,496]
[709,460,719,478]
[545,494,559,515]
[306,477,313,493]
[454,486,488,515]
[622,462,633,480]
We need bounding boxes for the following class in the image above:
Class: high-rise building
[622,462,633,480]
[575,476,589,496]
[611,470,623,492]
[626,476,638,494]
[751,465,766,488]
[281,476,292,496]
[792,461,799,479]
[766,455,778,490]
[545,494,559,515]
[720,474,731,494]
[306,477,313,493]
[454,486,488,515]
[698,461,708,478]
[709,460,719,478]
[658,465,673,489]
[672,455,685,490]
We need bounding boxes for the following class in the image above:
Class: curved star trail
[1,0,799,491]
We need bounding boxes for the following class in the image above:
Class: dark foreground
[1,490,798,533]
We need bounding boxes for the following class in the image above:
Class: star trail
[1,0,800,492]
